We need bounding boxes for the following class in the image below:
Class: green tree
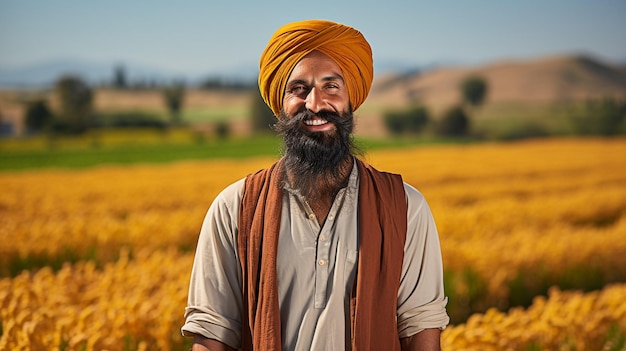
[460,76,488,107]
[383,106,430,135]
[571,98,626,136]
[436,105,469,137]
[24,99,54,132]
[215,120,231,140]
[55,75,93,133]
[249,89,276,133]
[384,111,405,135]
[163,82,185,125]
[405,106,430,133]
[113,64,127,89]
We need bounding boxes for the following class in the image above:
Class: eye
[288,84,309,97]
[324,82,341,93]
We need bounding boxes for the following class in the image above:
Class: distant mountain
[368,53,626,110]
[0,59,188,88]
[0,57,449,89]
[3,53,624,102]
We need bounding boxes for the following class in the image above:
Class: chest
[276,187,359,303]
[275,191,360,349]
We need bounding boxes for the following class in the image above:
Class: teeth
[304,119,328,126]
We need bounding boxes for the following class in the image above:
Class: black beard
[273,109,361,201]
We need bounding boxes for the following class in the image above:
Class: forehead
[287,51,344,82]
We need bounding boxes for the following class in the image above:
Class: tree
[436,105,469,137]
[383,106,430,135]
[384,111,405,135]
[405,106,430,133]
[215,120,231,140]
[24,99,54,132]
[460,76,488,107]
[163,82,185,125]
[249,89,276,133]
[113,64,127,89]
[55,75,93,133]
[570,98,626,136]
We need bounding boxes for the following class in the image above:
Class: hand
[190,334,236,351]
[400,328,441,351]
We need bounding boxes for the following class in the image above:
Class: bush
[384,111,406,135]
[250,90,276,133]
[498,121,550,141]
[163,83,185,125]
[24,99,54,132]
[570,98,626,136]
[215,121,230,140]
[55,75,93,133]
[95,112,167,129]
[436,105,469,137]
[383,106,430,135]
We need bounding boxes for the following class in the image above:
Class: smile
[303,118,328,126]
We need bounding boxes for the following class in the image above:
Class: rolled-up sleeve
[181,179,245,349]
[397,183,450,338]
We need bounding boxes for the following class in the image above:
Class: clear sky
[1,0,625,78]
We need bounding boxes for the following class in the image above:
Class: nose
[304,87,324,113]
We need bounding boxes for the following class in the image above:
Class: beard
[273,108,361,201]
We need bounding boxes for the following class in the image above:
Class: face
[282,51,351,134]
[274,51,359,199]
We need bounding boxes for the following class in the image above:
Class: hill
[366,54,626,113]
[2,53,626,138]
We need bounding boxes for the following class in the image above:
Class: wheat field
[1,137,625,350]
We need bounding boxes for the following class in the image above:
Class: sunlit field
[1,138,625,350]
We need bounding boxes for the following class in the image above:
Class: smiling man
[181,19,449,351]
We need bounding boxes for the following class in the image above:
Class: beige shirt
[182,163,449,350]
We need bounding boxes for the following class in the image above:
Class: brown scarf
[238,158,407,351]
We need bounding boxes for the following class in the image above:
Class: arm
[397,184,449,341]
[191,333,236,351]
[400,328,441,351]
[182,180,245,350]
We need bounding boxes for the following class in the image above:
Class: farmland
[1,137,625,350]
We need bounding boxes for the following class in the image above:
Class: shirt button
[308,213,315,220]
[328,214,334,220]
[319,235,326,242]
[318,259,326,266]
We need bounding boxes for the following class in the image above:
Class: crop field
[1,137,626,350]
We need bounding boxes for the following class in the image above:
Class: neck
[284,155,353,203]
[286,156,353,226]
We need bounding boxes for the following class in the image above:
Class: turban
[258,19,374,117]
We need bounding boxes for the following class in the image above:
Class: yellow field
[1,137,626,350]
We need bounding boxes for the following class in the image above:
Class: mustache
[275,107,358,202]
[274,108,353,135]
[292,109,344,123]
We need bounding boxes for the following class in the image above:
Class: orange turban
[258,19,374,117]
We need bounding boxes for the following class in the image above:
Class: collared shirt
[182,162,449,350]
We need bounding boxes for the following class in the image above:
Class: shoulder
[402,182,438,240]
[217,178,246,202]
[402,182,439,251]
[402,182,427,212]
[205,178,246,221]
[210,177,246,208]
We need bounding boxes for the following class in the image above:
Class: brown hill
[366,54,626,113]
[3,53,625,137]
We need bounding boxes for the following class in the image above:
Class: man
[182,19,449,351]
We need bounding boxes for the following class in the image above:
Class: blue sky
[1,0,625,78]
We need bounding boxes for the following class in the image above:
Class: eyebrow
[286,74,345,87]
[321,74,345,83]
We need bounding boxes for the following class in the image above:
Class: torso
[306,196,334,225]
[278,168,360,351]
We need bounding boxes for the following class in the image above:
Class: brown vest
[238,158,407,351]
